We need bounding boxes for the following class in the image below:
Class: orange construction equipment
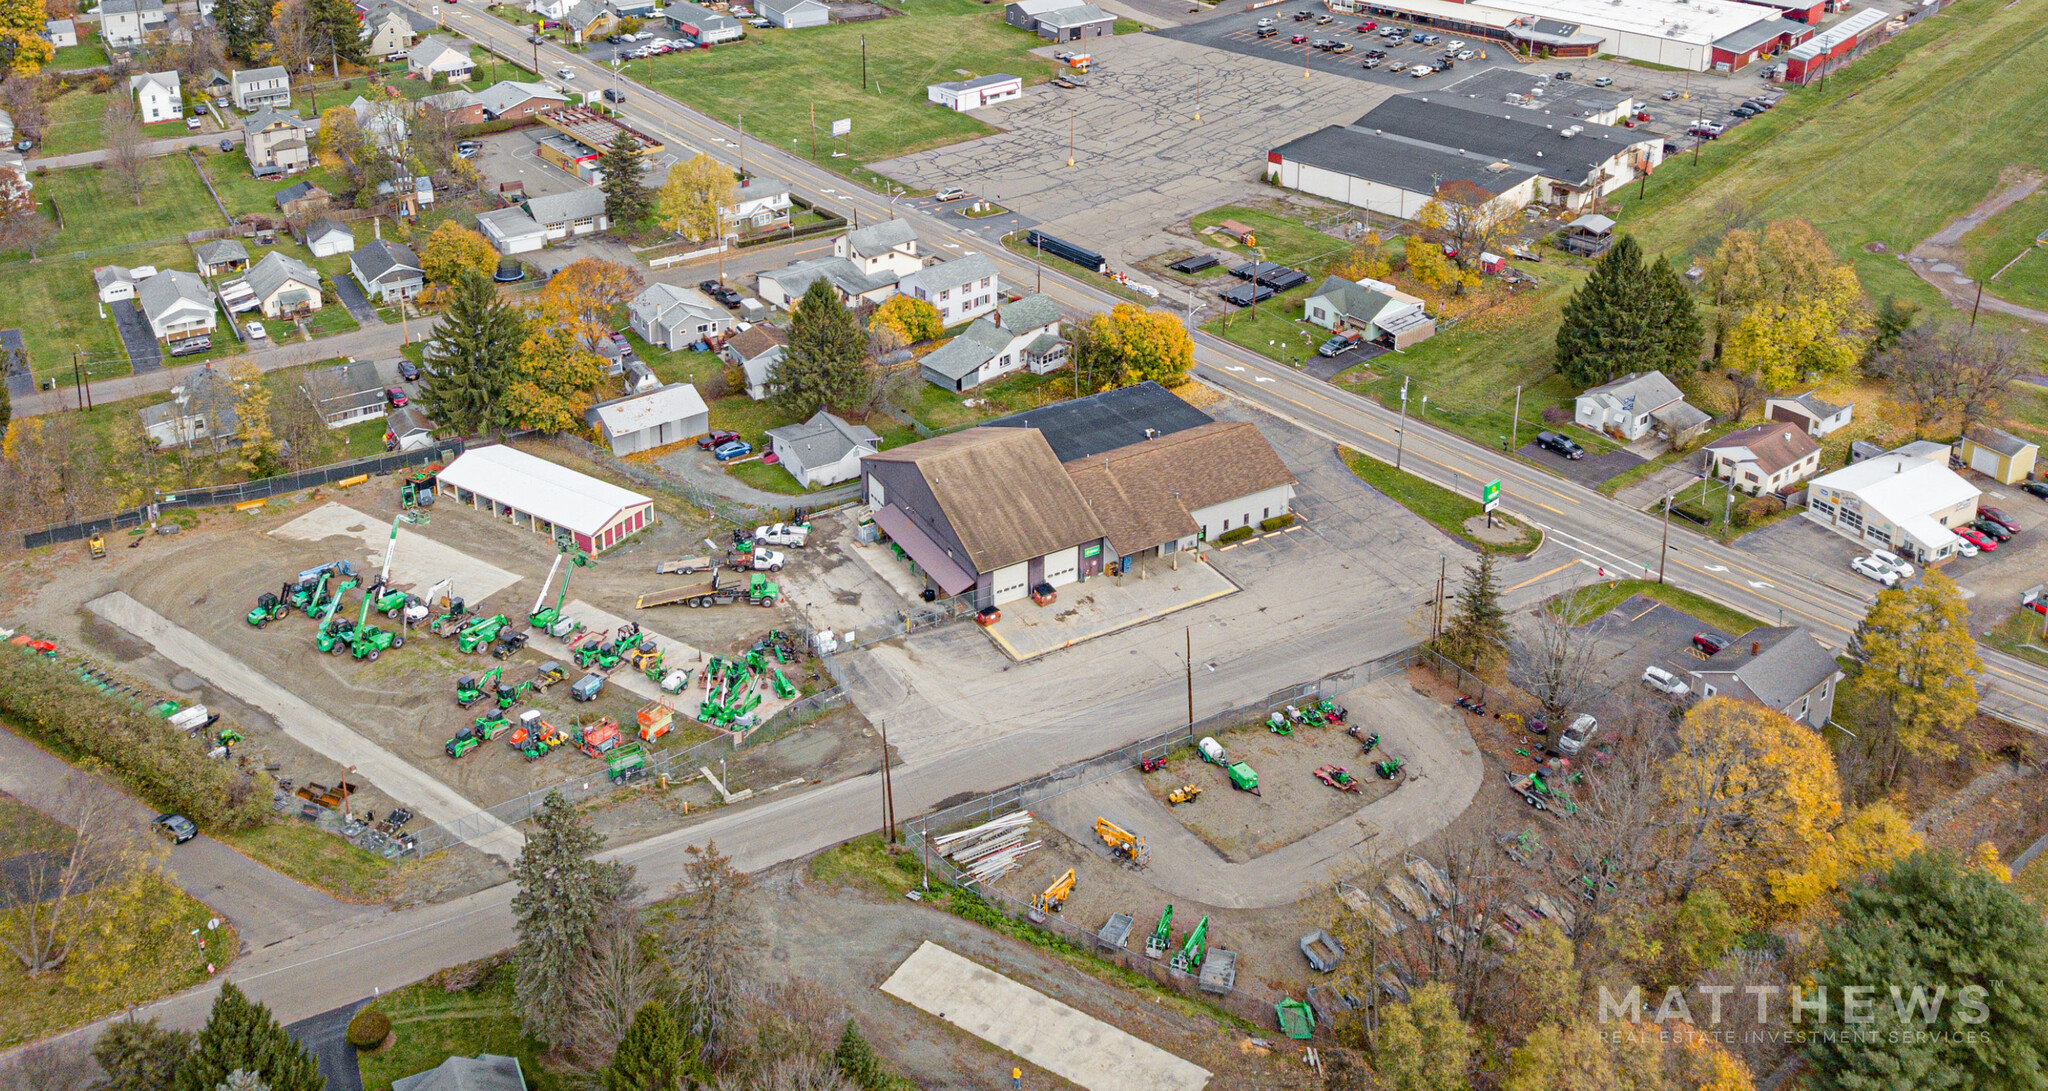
[638,703,674,741]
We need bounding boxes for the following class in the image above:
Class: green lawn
[37,88,108,156]
[707,392,805,449]
[904,366,1065,431]
[1983,607,2048,670]
[220,821,394,903]
[0,789,72,856]
[302,303,363,338]
[1963,186,2048,312]
[201,151,349,220]
[727,457,817,495]
[38,156,225,249]
[1203,284,1326,366]
[642,0,1060,177]
[1554,579,1767,637]
[48,35,112,71]
[1341,449,1537,554]
[1188,205,1355,273]
[354,961,563,1091]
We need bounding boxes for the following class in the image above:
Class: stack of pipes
[930,811,1039,886]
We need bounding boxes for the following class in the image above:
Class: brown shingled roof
[1063,421,1296,553]
[1704,422,1820,476]
[864,428,1103,573]
[724,322,787,360]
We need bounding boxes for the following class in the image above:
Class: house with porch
[1301,274,1434,349]
[917,293,1066,393]
[241,251,324,319]
[1574,370,1710,444]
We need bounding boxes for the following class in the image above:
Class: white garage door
[992,562,1030,605]
[1043,548,1079,588]
[1970,446,2002,479]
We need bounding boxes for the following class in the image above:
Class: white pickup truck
[753,522,811,548]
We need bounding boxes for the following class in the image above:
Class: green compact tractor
[575,641,622,671]
[456,667,502,709]
[246,592,288,628]
[349,621,404,661]
[495,679,533,710]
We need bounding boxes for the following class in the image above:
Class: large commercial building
[437,445,655,554]
[1803,443,1979,565]
[1332,0,1807,71]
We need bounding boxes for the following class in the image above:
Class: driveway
[651,445,860,509]
[110,299,164,374]
[1301,340,1384,380]
[330,275,383,326]
[287,1001,370,1091]
[1514,440,1644,490]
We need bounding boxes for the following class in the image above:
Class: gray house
[351,238,424,303]
[1686,627,1843,729]
[139,367,239,448]
[193,238,250,277]
[1574,370,1710,444]
[392,1054,527,1091]
[766,411,878,487]
[585,384,710,456]
[627,282,733,350]
[721,322,787,400]
[304,357,404,427]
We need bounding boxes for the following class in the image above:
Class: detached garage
[437,444,654,554]
[584,383,710,456]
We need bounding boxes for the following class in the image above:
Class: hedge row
[1216,526,1255,545]
[1259,513,1296,532]
[0,649,272,830]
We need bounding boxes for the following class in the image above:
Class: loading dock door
[1043,547,1078,588]
[993,562,1030,604]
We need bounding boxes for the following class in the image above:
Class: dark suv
[1536,431,1585,460]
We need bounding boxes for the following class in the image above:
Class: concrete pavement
[30,129,236,170]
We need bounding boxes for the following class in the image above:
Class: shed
[1766,391,1853,438]
[193,238,250,277]
[383,405,437,452]
[437,444,654,554]
[927,73,1023,112]
[757,0,829,27]
[1961,426,2038,485]
[584,384,710,456]
[305,219,355,257]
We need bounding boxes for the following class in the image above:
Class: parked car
[219,137,234,152]
[1689,121,1725,138]
[935,186,968,201]
[1553,70,1573,80]
[1980,505,2021,533]
[1952,536,1980,558]
[1355,21,1377,31]
[1317,334,1358,357]
[1329,41,1352,53]
[153,814,198,844]
[1290,33,1308,43]
[1972,518,2013,542]
[185,116,203,131]
[1257,16,1274,26]
[398,360,420,381]
[1641,666,1690,697]
[2021,480,2048,500]
[1256,26,1278,37]
[193,102,209,115]
[708,285,743,307]
[1660,88,1681,100]
[754,522,810,547]
[1691,632,1727,655]
[385,387,408,408]
[1456,49,1475,60]
[1592,75,1613,87]
[1410,64,1431,77]
[1956,526,1998,551]
[1851,555,1901,586]
[245,321,268,340]
[1555,714,1598,756]
[1444,38,1464,49]
[456,140,483,157]
[698,429,742,450]
[1867,549,1916,580]
[1361,56,1381,67]
[1315,13,1333,23]
[712,440,753,461]
[1730,104,1760,118]
[1536,431,1584,460]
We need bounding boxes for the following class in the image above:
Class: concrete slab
[879,941,1212,1091]
[984,559,1238,662]
[84,592,526,860]
[272,502,523,604]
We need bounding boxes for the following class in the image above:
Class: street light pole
[1396,376,1410,470]
[1657,493,1673,583]
[878,716,896,843]
[1184,627,1195,726]
[1511,384,1521,450]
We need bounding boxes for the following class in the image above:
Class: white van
[1556,714,1598,756]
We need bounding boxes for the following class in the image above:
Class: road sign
[831,118,852,137]
[1482,479,1501,511]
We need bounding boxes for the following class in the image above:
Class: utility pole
[1657,493,1673,583]
[878,716,896,842]
[861,35,868,91]
[1184,627,1194,725]
[1396,376,1410,470]
[738,112,746,176]
[1511,384,1521,450]
[1067,116,1074,168]
[1035,234,1043,293]
[1971,282,1984,330]
[808,102,816,160]
[73,350,83,411]
[1433,554,1446,640]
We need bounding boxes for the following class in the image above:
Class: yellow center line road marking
[1505,562,1578,594]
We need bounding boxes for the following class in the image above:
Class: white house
[1574,371,1710,444]
[384,405,436,452]
[44,18,77,48]
[351,238,424,303]
[1805,447,1980,564]
[720,323,787,400]
[231,66,292,111]
[529,0,577,19]
[726,178,791,233]
[522,189,609,241]
[129,71,182,123]
[135,269,218,351]
[351,95,410,152]
[240,250,323,319]
[305,218,355,257]
[896,253,999,326]
[918,293,1067,392]
[1703,423,1823,496]
[833,218,922,278]
[627,282,733,351]
[1301,274,1434,349]
[96,0,166,49]
[139,367,238,448]
[1766,392,1854,438]
[477,206,548,255]
[757,257,897,311]
[766,411,879,487]
[927,74,1022,112]
[756,0,829,26]
[408,37,476,81]
[584,384,710,456]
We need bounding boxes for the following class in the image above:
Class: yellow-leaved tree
[505,297,611,433]
[541,258,645,351]
[1707,219,1870,387]
[1844,568,1980,772]
[1330,232,1391,282]
[656,152,735,243]
[1373,982,1474,1091]
[0,0,56,76]
[226,360,281,476]
[1078,303,1190,390]
[420,221,498,285]
[870,295,943,345]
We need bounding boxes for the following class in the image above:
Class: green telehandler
[456,666,502,708]
[459,615,510,654]
[1145,905,1174,959]
[529,544,593,632]
[345,517,410,660]
[1170,915,1209,974]
[313,578,363,653]
[246,592,288,628]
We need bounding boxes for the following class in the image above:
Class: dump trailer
[638,572,779,609]
[656,555,714,575]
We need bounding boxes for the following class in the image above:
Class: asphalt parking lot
[1532,592,1716,713]
[1155,8,1514,90]
[468,129,601,201]
[1514,440,1645,490]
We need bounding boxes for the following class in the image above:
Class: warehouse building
[583,383,710,456]
[1803,444,1978,565]
[437,444,655,554]
[1336,0,1797,70]
[1781,7,1889,83]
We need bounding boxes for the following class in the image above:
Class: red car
[696,429,742,451]
[384,386,408,408]
[1979,505,2020,534]
[1355,20,1377,30]
[1956,527,1997,551]
[1290,33,1308,43]
[1691,632,1727,655]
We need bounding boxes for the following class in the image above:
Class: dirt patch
[1906,169,2048,323]
[1142,723,1396,862]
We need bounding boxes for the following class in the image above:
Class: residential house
[1804,447,1979,564]
[607,0,661,15]
[304,358,404,426]
[421,89,486,125]
[757,0,829,27]
[192,238,249,277]
[139,367,239,448]
[720,323,787,400]
[927,74,1023,112]
[621,359,658,395]
[242,251,323,319]
[305,219,355,257]
[584,384,710,456]
[477,205,549,255]
[232,66,292,110]
[833,218,921,279]
[408,37,476,81]
[359,1,434,57]
[766,411,879,487]
[351,95,410,153]
[756,257,897,311]
[561,0,615,42]
[200,69,232,102]
[727,178,791,233]
[390,1053,528,1091]
[1064,420,1297,560]
[1574,371,1710,444]
[44,19,77,47]
[1703,423,1823,495]
[135,270,218,353]
[627,283,733,350]
[129,71,182,123]
[663,2,742,43]
[1301,274,1434,349]
[476,80,568,121]
[244,108,311,175]
[1030,2,1113,40]
[274,181,334,219]
[918,293,1067,392]
[351,238,424,303]
[1960,426,2038,485]
[384,405,437,452]
[94,264,153,303]
[524,188,609,241]
[1559,213,1616,256]
[896,253,999,326]
[1686,627,1844,729]
[1766,391,1854,438]
[96,0,167,49]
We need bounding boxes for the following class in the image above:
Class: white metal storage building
[436,444,654,554]
[584,384,711,457]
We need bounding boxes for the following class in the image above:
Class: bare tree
[566,904,668,1069]
[1429,179,1513,271]
[657,841,759,1064]
[1377,828,1515,1020]
[1725,367,1768,425]
[0,166,55,259]
[0,1038,98,1091]
[102,96,149,206]
[273,380,329,470]
[1,777,143,976]
[712,1056,856,1091]
[1,75,50,144]
[1511,586,1611,728]
[737,977,847,1070]
[1868,323,2030,435]
[267,0,319,77]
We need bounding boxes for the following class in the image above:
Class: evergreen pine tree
[173,983,322,1091]
[601,1002,700,1091]
[1554,234,1657,386]
[599,132,652,233]
[95,1018,195,1091]
[420,270,525,438]
[308,0,368,64]
[1645,254,1705,376]
[774,277,869,417]
[211,0,267,61]
[511,791,639,1049]
[1440,552,1509,673]
[833,1019,887,1090]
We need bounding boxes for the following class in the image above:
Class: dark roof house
[1687,627,1843,729]
[391,1053,527,1091]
